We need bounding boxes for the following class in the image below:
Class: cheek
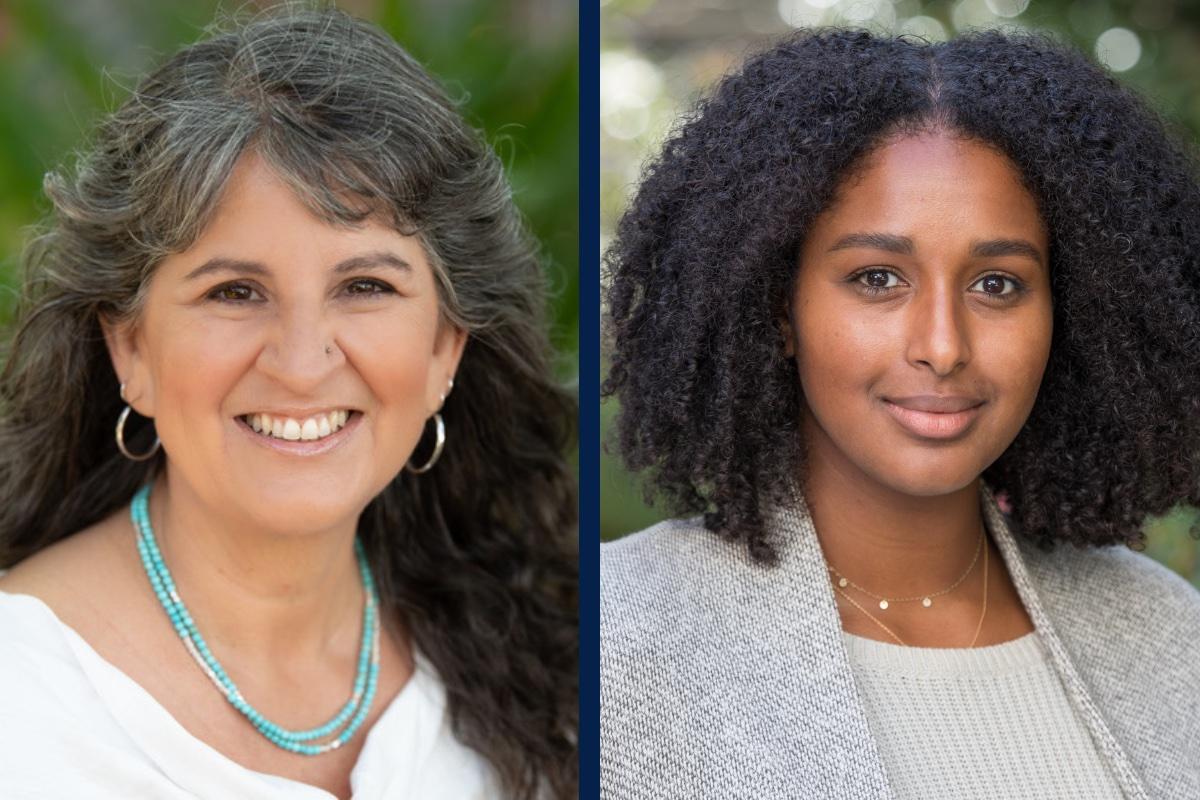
[793,297,885,411]
[347,307,438,385]
[357,342,433,411]
[144,319,261,486]
[151,318,256,433]
[341,310,441,450]
[983,308,1053,421]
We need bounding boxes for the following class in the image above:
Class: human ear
[778,306,797,359]
[426,321,468,413]
[99,312,156,417]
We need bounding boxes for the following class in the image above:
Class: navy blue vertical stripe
[577,0,599,796]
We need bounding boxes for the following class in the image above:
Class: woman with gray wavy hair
[0,6,576,799]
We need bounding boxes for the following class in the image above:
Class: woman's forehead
[153,152,430,282]
[809,132,1048,256]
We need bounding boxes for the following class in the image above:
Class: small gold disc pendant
[922,597,932,608]
[838,578,848,587]
[879,600,889,610]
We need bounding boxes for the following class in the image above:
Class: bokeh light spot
[1095,27,1141,72]
[984,0,1031,18]
[899,15,949,42]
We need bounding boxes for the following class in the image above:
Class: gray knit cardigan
[600,482,1200,799]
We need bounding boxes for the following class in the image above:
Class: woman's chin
[870,456,983,499]
[227,492,369,537]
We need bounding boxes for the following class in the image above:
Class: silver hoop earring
[115,404,161,461]
[406,412,445,474]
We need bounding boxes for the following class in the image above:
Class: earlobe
[776,295,799,358]
[429,324,468,413]
[439,324,468,376]
[779,317,796,359]
[100,312,154,415]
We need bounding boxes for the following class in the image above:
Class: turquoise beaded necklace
[130,484,381,755]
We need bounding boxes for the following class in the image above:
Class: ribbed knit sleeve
[843,630,1124,799]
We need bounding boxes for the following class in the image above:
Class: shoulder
[1017,534,1200,703]
[1018,535,1200,636]
[600,516,750,635]
[600,516,773,701]
[1017,535,1200,788]
[600,516,710,596]
[601,518,706,662]
[600,519,732,790]
[0,590,70,657]
[0,512,137,626]
[1099,544,1200,614]
[0,590,100,719]
[0,512,156,674]
[0,591,169,797]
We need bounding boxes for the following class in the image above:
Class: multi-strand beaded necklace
[130,484,381,755]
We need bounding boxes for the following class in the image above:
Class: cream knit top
[843,630,1124,799]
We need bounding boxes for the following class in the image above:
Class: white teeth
[243,410,352,443]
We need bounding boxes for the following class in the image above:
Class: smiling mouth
[882,400,984,440]
[238,410,359,442]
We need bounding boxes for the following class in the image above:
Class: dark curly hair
[602,28,1200,564]
[0,6,575,798]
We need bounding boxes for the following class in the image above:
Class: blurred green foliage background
[600,0,1200,586]
[0,0,578,379]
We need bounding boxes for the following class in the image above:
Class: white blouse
[0,591,500,798]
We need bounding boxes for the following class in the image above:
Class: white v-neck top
[0,591,500,798]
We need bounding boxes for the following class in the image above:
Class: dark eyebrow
[828,232,913,256]
[184,257,269,281]
[969,238,1044,266]
[184,251,412,282]
[827,232,1044,267]
[331,251,412,275]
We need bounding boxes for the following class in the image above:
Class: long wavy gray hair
[0,6,577,798]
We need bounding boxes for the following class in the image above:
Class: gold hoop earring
[115,404,161,461]
[406,412,445,474]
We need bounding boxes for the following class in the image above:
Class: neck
[801,421,985,599]
[142,470,365,667]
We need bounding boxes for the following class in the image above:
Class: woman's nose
[255,307,340,392]
[905,282,972,377]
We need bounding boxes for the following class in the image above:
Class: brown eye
[345,278,395,296]
[850,268,903,296]
[208,283,260,303]
[971,274,1023,297]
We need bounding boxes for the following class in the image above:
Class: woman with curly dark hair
[601,28,1200,800]
[0,6,575,799]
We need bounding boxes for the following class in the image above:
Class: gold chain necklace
[833,536,989,647]
[826,525,983,610]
